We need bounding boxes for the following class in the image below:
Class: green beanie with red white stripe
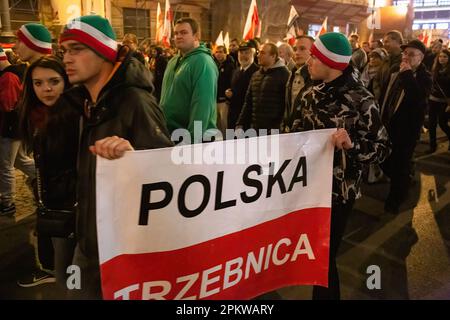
[0,47,7,61]
[59,15,118,63]
[310,32,352,71]
[17,23,52,54]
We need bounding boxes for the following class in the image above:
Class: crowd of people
[0,14,449,300]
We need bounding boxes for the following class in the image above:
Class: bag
[36,205,76,238]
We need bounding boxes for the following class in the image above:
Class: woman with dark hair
[428,49,450,153]
[18,55,79,291]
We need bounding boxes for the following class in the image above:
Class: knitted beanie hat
[0,47,7,61]
[310,32,352,71]
[59,15,118,63]
[17,23,52,54]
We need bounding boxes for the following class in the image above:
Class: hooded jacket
[58,50,173,261]
[160,44,218,143]
[237,59,290,130]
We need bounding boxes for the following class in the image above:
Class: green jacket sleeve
[188,57,219,143]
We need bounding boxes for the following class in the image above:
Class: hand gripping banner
[96,129,335,300]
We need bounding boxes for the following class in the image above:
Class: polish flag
[317,17,328,37]
[285,6,300,46]
[162,0,173,48]
[425,29,433,48]
[215,31,224,47]
[243,0,260,41]
[224,32,230,50]
[368,31,374,45]
[155,2,163,44]
[418,29,432,48]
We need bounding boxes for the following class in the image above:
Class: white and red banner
[162,0,172,47]
[243,0,260,41]
[155,2,163,44]
[96,130,335,300]
[285,5,300,46]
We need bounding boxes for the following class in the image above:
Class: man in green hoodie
[160,18,218,144]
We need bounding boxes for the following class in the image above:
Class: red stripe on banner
[100,207,331,300]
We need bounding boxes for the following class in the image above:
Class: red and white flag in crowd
[243,0,260,41]
[317,17,328,37]
[215,31,224,47]
[418,29,432,48]
[162,0,173,47]
[285,5,300,46]
[96,129,335,300]
[368,31,374,45]
[155,2,163,44]
[224,32,230,50]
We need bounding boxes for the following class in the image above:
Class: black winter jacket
[227,63,259,129]
[59,51,173,260]
[380,64,432,147]
[237,59,290,130]
[215,56,236,103]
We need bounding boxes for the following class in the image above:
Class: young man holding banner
[292,32,390,299]
[58,15,172,298]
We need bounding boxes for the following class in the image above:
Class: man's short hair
[385,30,403,44]
[278,43,294,58]
[231,38,239,44]
[350,34,360,41]
[175,18,199,35]
[216,45,228,55]
[123,33,138,45]
[264,43,279,60]
[296,35,315,43]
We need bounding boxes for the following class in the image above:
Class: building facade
[394,0,450,40]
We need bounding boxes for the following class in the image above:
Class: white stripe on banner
[96,130,335,265]
[314,37,352,64]
[19,26,52,50]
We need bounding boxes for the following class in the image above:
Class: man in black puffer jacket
[59,15,173,299]
[236,43,290,132]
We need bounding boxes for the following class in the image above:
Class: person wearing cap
[282,35,316,133]
[236,42,290,132]
[14,23,53,64]
[361,48,388,101]
[58,14,173,298]
[380,39,432,214]
[225,41,259,130]
[292,32,390,299]
[159,17,218,143]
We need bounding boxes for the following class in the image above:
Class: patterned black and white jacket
[291,66,391,204]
